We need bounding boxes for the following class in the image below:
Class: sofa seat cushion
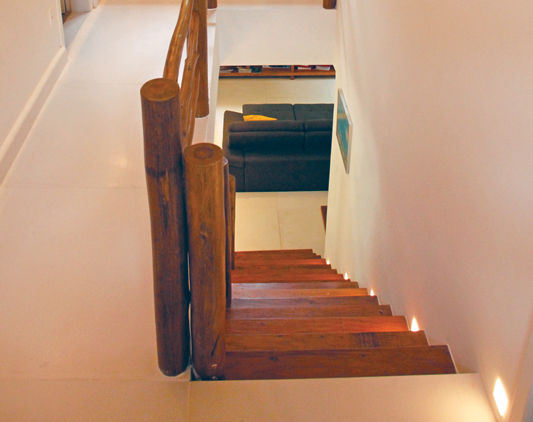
[294,103,334,121]
[244,152,330,192]
[243,103,295,120]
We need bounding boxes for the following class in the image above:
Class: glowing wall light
[343,272,349,280]
[370,289,375,296]
[492,378,509,417]
[410,317,420,332]
[326,259,330,265]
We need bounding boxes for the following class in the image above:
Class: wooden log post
[207,0,217,9]
[140,78,190,376]
[323,0,336,9]
[229,175,236,270]
[194,0,209,117]
[223,159,232,304]
[184,143,226,379]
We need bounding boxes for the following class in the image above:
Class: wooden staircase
[223,249,456,380]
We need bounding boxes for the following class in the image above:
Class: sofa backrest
[228,120,305,152]
[303,119,333,153]
[242,103,295,120]
[294,103,334,121]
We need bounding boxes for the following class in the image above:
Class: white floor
[0,1,190,420]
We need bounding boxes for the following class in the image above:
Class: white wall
[0,0,66,181]
[217,5,336,65]
[326,1,533,420]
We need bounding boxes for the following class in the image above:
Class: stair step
[226,316,408,335]
[232,287,368,299]
[226,331,429,351]
[235,249,318,259]
[232,272,345,283]
[227,304,392,319]
[223,346,456,380]
[234,259,329,269]
[231,281,358,290]
[230,296,380,308]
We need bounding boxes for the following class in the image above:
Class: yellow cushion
[243,114,277,121]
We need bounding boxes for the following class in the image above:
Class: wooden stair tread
[226,316,408,335]
[235,249,318,259]
[233,267,336,274]
[227,304,391,319]
[232,273,346,283]
[230,296,379,308]
[223,346,456,380]
[232,287,368,299]
[230,281,358,290]
[226,331,429,352]
[234,259,329,269]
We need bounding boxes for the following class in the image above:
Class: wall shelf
[219,65,335,79]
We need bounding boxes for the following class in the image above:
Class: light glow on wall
[492,378,509,417]
[343,272,349,280]
[326,259,330,265]
[370,289,375,296]
[410,317,420,332]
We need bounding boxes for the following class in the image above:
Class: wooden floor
[223,249,456,380]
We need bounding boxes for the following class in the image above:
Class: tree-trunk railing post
[229,175,236,270]
[207,0,217,9]
[223,159,232,304]
[194,0,209,117]
[140,78,190,376]
[184,143,226,379]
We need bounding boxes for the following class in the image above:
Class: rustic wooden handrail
[179,12,200,147]
[223,159,232,304]
[229,175,236,270]
[184,143,226,379]
[163,0,194,81]
[141,0,211,377]
[140,78,190,376]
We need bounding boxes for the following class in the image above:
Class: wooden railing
[140,0,235,379]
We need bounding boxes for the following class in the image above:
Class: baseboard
[0,47,67,185]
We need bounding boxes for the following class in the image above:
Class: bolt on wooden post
[140,78,190,376]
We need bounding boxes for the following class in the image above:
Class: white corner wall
[326,1,533,420]
[217,5,336,65]
[0,0,66,181]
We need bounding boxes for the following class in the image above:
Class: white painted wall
[217,5,336,66]
[326,1,533,420]
[0,0,66,181]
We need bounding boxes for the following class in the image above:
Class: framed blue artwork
[336,89,352,173]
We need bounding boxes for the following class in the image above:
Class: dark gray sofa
[223,103,333,192]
